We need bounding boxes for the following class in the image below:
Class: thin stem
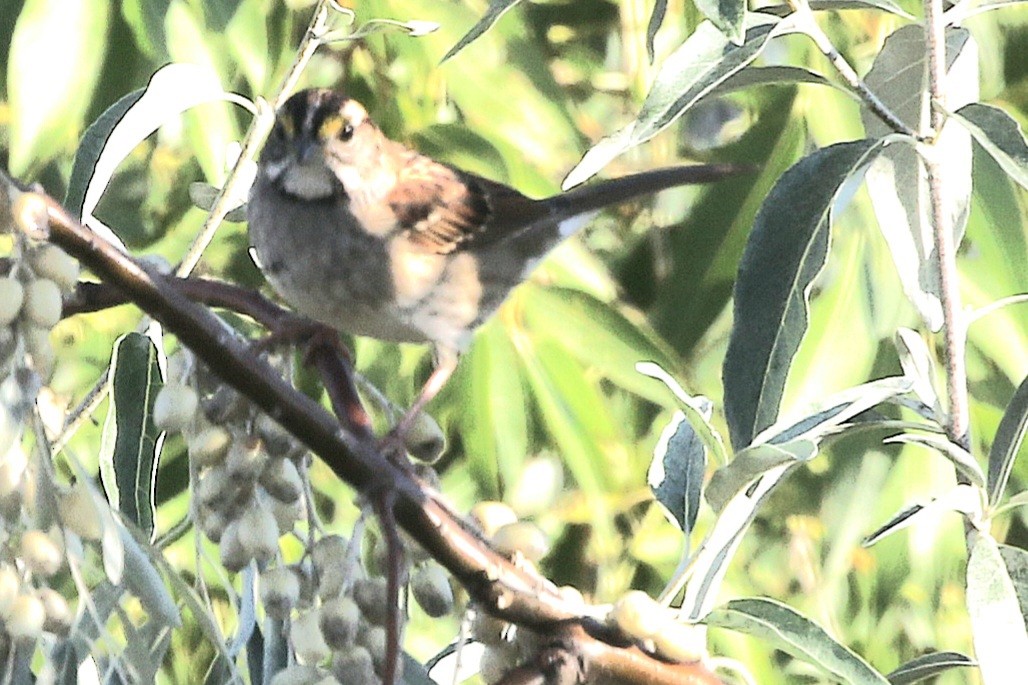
[789,0,919,139]
[176,0,335,276]
[922,0,970,450]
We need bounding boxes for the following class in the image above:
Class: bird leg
[381,349,458,454]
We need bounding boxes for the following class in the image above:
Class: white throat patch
[276,162,338,200]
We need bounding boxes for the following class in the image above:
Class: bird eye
[340,123,355,142]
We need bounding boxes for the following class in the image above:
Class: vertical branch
[922,0,970,450]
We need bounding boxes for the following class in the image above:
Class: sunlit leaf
[646,0,668,62]
[886,651,976,685]
[723,138,886,450]
[441,0,523,62]
[648,411,707,536]
[863,484,982,546]
[944,0,1028,23]
[761,0,914,17]
[98,333,164,539]
[884,433,985,488]
[121,0,170,60]
[6,0,111,176]
[894,328,940,417]
[637,361,729,466]
[987,372,1028,506]
[695,0,746,44]
[564,13,794,188]
[952,102,1028,191]
[967,531,1028,682]
[861,26,978,331]
[706,440,817,512]
[706,598,890,684]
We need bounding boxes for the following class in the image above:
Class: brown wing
[386,152,548,254]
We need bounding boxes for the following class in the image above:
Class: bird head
[260,88,380,200]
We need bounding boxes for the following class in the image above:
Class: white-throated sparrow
[247,88,740,434]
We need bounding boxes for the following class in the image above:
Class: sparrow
[247,88,741,436]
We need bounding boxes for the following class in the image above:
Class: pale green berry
[291,607,330,665]
[6,593,44,639]
[187,425,232,468]
[57,483,103,541]
[410,562,454,618]
[21,279,62,328]
[610,590,668,640]
[0,279,24,326]
[28,245,79,292]
[470,501,518,539]
[260,566,300,620]
[38,587,72,634]
[318,595,359,649]
[153,382,199,433]
[491,522,549,562]
[237,503,279,564]
[20,528,63,577]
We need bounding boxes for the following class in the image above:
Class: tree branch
[2,174,723,684]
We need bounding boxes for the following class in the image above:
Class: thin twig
[922,0,970,450]
[788,0,919,139]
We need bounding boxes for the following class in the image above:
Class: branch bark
[1,174,723,685]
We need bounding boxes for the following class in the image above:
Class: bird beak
[294,136,322,165]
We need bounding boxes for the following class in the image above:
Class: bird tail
[547,162,747,234]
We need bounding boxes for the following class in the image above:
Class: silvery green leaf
[706,598,890,684]
[967,531,1028,682]
[861,27,978,331]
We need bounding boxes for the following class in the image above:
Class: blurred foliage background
[1,0,1027,682]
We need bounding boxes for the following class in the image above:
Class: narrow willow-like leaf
[952,102,1028,191]
[695,0,746,44]
[863,484,981,546]
[710,65,838,96]
[65,63,250,242]
[441,0,523,63]
[706,598,890,684]
[646,0,668,62]
[987,373,1028,506]
[98,333,164,538]
[967,531,1028,682]
[706,440,817,512]
[637,361,728,466]
[723,138,885,450]
[862,26,978,331]
[564,13,792,188]
[649,411,707,536]
[894,328,940,417]
[762,0,914,17]
[676,463,792,617]
[885,651,975,684]
[6,0,111,175]
[944,0,1028,23]
[755,375,913,446]
[997,545,1028,638]
[120,524,181,626]
[885,433,985,488]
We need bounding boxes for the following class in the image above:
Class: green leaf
[99,333,164,539]
[952,102,1028,191]
[648,411,707,536]
[66,63,251,238]
[894,328,940,417]
[884,433,985,488]
[563,13,793,188]
[457,320,530,495]
[987,372,1028,506]
[711,65,839,95]
[998,544,1028,628]
[696,0,747,44]
[863,484,981,547]
[885,652,976,685]
[706,598,891,684]
[722,138,885,450]
[646,0,668,62]
[637,361,729,466]
[441,0,523,63]
[121,0,170,60]
[944,0,1028,23]
[706,440,817,511]
[521,286,682,405]
[967,531,1028,682]
[762,0,914,18]
[6,0,111,175]
[861,26,978,331]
